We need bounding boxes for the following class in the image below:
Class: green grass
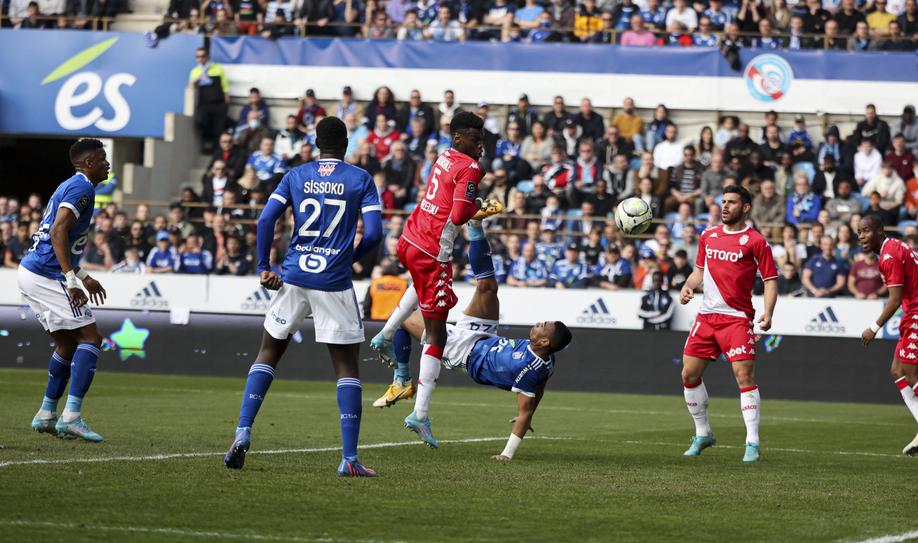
[1,368,917,543]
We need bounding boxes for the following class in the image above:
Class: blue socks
[337,378,362,460]
[393,328,412,385]
[468,237,495,280]
[237,362,275,430]
[63,342,100,419]
[41,351,71,413]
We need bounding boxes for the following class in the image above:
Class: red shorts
[683,313,756,363]
[397,238,457,321]
[895,312,918,364]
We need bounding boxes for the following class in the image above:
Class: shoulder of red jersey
[700,225,722,239]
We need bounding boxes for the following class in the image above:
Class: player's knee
[733,367,755,388]
[681,368,700,386]
[77,329,102,346]
[475,277,499,296]
[891,364,906,380]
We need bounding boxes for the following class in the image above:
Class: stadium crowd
[3,0,918,51]
[5,81,918,301]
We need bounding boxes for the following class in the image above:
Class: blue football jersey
[21,173,95,280]
[270,159,380,291]
[467,337,554,397]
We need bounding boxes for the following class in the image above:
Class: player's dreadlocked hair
[549,321,573,353]
[69,138,104,164]
[315,117,348,152]
[449,111,484,136]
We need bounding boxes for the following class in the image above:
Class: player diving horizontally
[367,111,503,444]
[375,217,573,458]
[21,139,110,442]
[857,214,918,455]
[678,185,778,463]
[223,117,383,476]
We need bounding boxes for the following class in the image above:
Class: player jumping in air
[368,112,503,445]
[20,139,110,442]
[857,215,918,455]
[678,185,778,463]
[224,117,383,476]
[380,218,572,455]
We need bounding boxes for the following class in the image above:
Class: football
[615,197,653,235]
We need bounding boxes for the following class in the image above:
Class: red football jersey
[695,225,778,320]
[878,238,918,313]
[402,148,482,261]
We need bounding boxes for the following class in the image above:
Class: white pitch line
[622,440,906,458]
[0,519,400,543]
[0,436,568,469]
[844,530,918,543]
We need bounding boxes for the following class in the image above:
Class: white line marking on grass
[0,436,569,469]
[622,440,905,458]
[0,519,400,543]
[844,530,918,543]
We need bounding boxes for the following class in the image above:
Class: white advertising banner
[0,269,890,339]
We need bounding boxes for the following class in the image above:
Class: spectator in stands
[212,131,248,179]
[886,133,916,181]
[862,160,906,214]
[364,86,397,128]
[536,222,564,264]
[275,115,309,161]
[725,123,758,166]
[786,115,813,149]
[787,174,821,225]
[901,0,918,34]
[881,20,914,49]
[508,242,550,287]
[611,97,645,151]
[248,137,286,187]
[904,162,918,219]
[366,10,396,39]
[334,86,359,121]
[506,94,538,138]
[396,89,434,138]
[202,159,237,207]
[816,125,846,170]
[638,271,674,330]
[125,220,152,262]
[604,154,635,203]
[3,222,29,268]
[849,251,885,299]
[569,140,602,192]
[820,20,847,49]
[295,88,326,130]
[215,235,249,275]
[635,176,662,218]
[847,20,876,50]
[812,153,841,199]
[854,104,892,153]
[645,104,673,150]
[18,2,42,29]
[597,125,634,168]
[693,16,720,46]
[666,0,698,31]
[854,139,883,190]
[868,0,897,35]
[574,0,603,41]
[834,0,864,35]
[168,203,196,240]
[287,143,315,169]
[234,0,263,35]
[111,247,147,274]
[866,190,898,226]
[666,248,693,291]
[81,231,115,272]
[777,262,803,295]
[802,235,847,298]
[593,245,631,289]
[521,121,553,171]
[759,124,786,169]
[382,142,416,208]
[802,0,830,33]
[514,0,544,29]
[666,145,704,213]
[385,0,412,24]
[396,9,424,40]
[189,47,229,154]
[575,98,605,143]
[751,179,785,237]
[426,5,465,41]
[237,88,269,131]
[179,235,213,274]
[621,13,657,45]
[589,12,617,43]
[550,242,590,288]
[367,114,401,161]
[652,124,683,171]
[235,109,274,154]
[892,106,918,155]
[541,96,570,137]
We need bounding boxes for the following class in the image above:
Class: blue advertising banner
[0,30,201,138]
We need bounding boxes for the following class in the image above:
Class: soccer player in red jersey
[678,185,778,463]
[370,112,497,446]
[858,214,918,455]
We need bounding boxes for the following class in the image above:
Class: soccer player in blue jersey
[19,139,110,442]
[381,218,572,457]
[224,117,384,477]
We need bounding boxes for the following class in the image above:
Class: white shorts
[263,284,364,344]
[17,265,96,333]
[435,313,500,372]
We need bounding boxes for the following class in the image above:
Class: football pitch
[1,368,916,543]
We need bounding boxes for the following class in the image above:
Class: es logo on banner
[42,37,135,132]
[743,54,793,103]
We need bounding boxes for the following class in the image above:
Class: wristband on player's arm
[64,270,80,290]
[500,433,522,459]
[76,269,89,281]
[870,322,881,334]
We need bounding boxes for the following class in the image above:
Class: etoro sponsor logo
[130,281,169,309]
[577,298,616,326]
[806,306,846,334]
[705,247,743,262]
[240,287,274,311]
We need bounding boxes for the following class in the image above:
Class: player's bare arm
[757,279,777,332]
[80,270,107,306]
[493,384,544,462]
[260,270,283,290]
[50,207,88,308]
[862,286,902,347]
[680,267,704,305]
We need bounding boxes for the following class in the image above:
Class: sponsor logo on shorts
[577,298,616,326]
[241,287,274,312]
[270,311,287,325]
[130,281,169,309]
[806,306,845,334]
[725,345,747,359]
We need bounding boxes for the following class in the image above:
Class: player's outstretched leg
[32,349,72,437]
[471,197,505,221]
[371,286,419,367]
[56,329,104,442]
[225,362,275,469]
[373,328,415,408]
[893,371,918,455]
[467,220,495,281]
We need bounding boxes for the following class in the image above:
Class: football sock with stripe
[237,363,275,430]
[393,328,412,386]
[740,385,760,444]
[62,342,100,422]
[39,351,72,418]
[683,380,712,437]
[337,378,362,459]
[894,377,918,425]
[414,344,443,420]
[381,285,418,341]
[468,227,495,280]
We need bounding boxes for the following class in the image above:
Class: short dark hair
[449,111,484,135]
[860,214,884,231]
[315,117,348,151]
[675,249,687,259]
[69,138,103,164]
[549,321,573,353]
[724,184,752,205]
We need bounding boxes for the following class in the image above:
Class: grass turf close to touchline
[0,369,916,543]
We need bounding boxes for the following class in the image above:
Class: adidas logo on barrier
[130,281,169,309]
[805,306,845,334]
[241,287,274,311]
[577,298,617,326]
